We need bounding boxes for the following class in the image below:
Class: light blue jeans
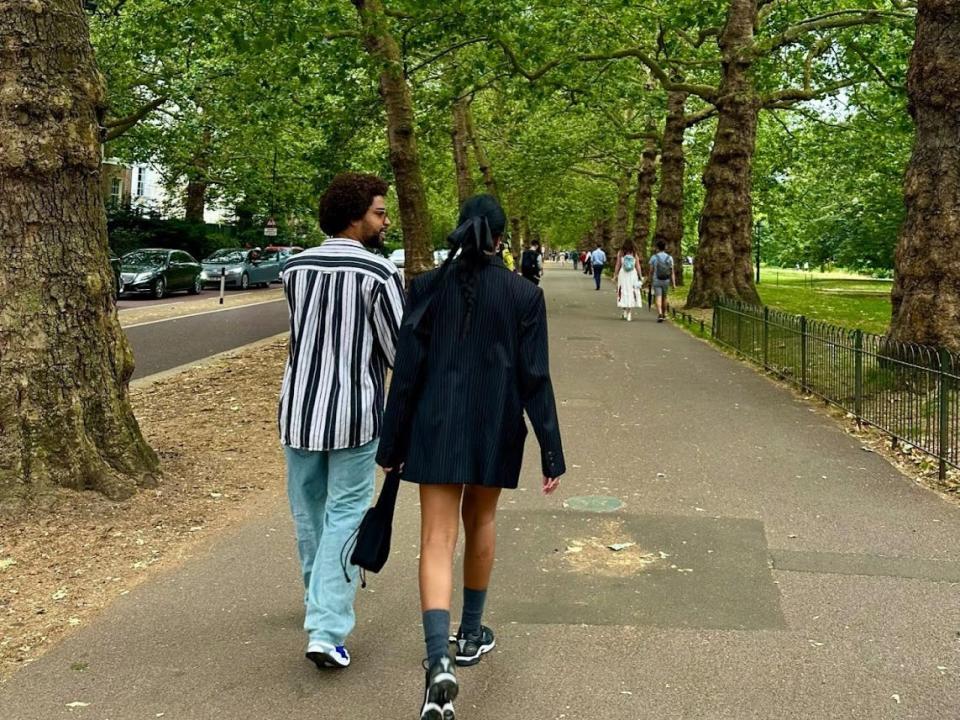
[284,440,377,646]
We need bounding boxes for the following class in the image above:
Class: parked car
[201,248,281,289]
[263,245,303,280]
[119,248,202,299]
[388,248,405,268]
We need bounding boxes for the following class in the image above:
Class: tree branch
[753,9,912,57]
[409,36,490,75]
[102,95,167,141]
[495,39,718,101]
[761,77,865,107]
[569,167,624,186]
[683,106,717,128]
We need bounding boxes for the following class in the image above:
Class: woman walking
[377,195,566,720]
[614,241,643,321]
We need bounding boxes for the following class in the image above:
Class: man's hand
[542,476,560,495]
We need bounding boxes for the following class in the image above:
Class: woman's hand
[542,476,560,495]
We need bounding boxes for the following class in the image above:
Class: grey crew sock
[423,609,451,666]
[459,587,487,637]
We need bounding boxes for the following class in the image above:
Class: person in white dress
[614,242,643,321]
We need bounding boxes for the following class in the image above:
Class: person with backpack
[649,240,676,322]
[377,195,565,720]
[589,245,606,290]
[520,240,543,285]
[614,242,643,321]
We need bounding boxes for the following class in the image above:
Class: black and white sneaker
[449,625,496,667]
[419,656,457,720]
[305,641,350,669]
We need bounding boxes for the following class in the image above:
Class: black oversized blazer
[376,256,565,488]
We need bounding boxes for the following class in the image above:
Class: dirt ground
[0,340,290,683]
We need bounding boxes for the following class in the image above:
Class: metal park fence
[690,299,960,480]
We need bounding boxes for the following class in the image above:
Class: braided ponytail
[445,194,507,338]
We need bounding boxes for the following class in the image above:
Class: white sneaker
[306,640,350,669]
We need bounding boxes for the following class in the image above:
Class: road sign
[264,217,277,237]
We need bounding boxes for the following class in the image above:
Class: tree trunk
[686,0,761,308]
[653,92,688,285]
[184,128,211,223]
[185,180,207,223]
[451,98,473,205]
[0,1,159,503]
[353,0,432,276]
[464,106,500,201]
[612,174,632,251]
[889,0,960,350]
[634,134,661,268]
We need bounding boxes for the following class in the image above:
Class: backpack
[622,255,636,272]
[654,252,673,281]
[521,249,538,276]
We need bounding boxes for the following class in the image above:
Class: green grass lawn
[670,266,893,336]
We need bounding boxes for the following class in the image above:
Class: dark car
[119,248,203,299]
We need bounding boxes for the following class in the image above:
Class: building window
[110,177,122,206]
[135,167,145,197]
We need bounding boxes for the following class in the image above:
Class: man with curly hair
[278,172,405,670]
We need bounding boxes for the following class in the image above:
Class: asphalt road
[125,298,289,379]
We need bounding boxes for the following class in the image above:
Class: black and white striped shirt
[278,239,405,451]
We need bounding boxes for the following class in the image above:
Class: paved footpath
[3,266,959,720]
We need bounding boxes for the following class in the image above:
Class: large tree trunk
[889,0,960,350]
[0,1,159,503]
[184,128,210,223]
[464,106,500,201]
[633,134,660,268]
[653,92,688,285]
[353,0,432,276]
[686,0,761,308]
[451,98,474,205]
[185,180,207,223]
[612,174,631,251]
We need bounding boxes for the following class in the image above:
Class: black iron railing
[705,298,960,480]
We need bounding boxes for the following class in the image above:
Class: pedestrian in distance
[582,250,591,275]
[590,244,607,290]
[571,251,579,270]
[614,241,643,321]
[377,194,566,720]
[521,239,543,285]
[649,239,676,322]
[277,172,405,671]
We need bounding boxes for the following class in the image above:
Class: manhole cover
[564,495,624,512]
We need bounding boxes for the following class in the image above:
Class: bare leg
[461,485,502,591]
[419,484,463,612]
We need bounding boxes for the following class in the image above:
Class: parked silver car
[200,248,281,289]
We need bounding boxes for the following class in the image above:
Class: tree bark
[889,0,960,350]
[0,1,159,502]
[451,98,474,205]
[185,181,207,223]
[686,0,761,308]
[653,92,688,285]
[634,134,661,268]
[612,173,632,251]
[464,105,500,201]
[353,0,432,277]
[185,128,211,223]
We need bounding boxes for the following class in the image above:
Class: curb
[129,332,289,390]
